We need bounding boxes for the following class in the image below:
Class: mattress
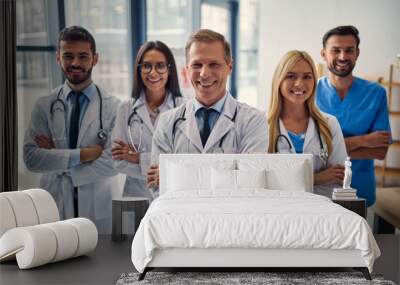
[131,190,380,273]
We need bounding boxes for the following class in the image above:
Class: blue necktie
[200,108,213,147]
[69,92,82,149]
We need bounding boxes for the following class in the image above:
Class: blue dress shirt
[193,93,228,135]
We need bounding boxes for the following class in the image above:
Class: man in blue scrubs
[316,26,392,209]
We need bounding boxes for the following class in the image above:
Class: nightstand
[332,198,366,218]
[112,197,150,242]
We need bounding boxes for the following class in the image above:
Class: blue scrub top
[287,131,305,154]
[316,76,392,206]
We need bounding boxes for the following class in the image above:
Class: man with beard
[316,26,392,210]
[23,26,120,234]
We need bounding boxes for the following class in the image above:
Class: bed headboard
[159,154,314,194]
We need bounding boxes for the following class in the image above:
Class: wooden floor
[0,235,398,285]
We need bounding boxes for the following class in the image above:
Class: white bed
[131,154,380,280]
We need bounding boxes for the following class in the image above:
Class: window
[147,0,191,47]
[16,0,259,190]
[17,0,132,189]
[17,52,55,189]
[64,0,132,100]
[237,0,259,107]
[146,0,243,99]
[200,0,237,97]
[201,2,230,42]
[146,0,194,97]
[16,0,51,46]
[16,0,61,189]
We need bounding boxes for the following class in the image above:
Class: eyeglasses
[139,62,170,74]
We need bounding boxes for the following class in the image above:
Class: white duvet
[131,190,380,273]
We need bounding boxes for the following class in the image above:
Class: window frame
[200,0,238,98]
[16,0,65,88]
[17,0,240,96]
[143,0,239,98]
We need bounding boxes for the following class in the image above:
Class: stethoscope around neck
[171,105,238,150]
[126,95,177,152]
[274,120,328,163]
[50,84,108,142]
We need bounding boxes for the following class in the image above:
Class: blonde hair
[267,50,333,155]
[185,29,232,63]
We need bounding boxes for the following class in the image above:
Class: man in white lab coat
[23,26,120,234]
[147,29,268,189]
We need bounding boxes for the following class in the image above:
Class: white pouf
[0,218,98,269]
[0,189,98,269]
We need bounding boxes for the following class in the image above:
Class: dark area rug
[116,271,396,285]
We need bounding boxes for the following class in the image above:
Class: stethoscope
[50,85,108,142]
[172,105,238,150]
[274,120,328,163]
[127,95,177,152]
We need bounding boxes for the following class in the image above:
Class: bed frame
[138,154,372,281]
[139,248,371,280]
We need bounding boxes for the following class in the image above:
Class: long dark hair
[132,41,182,100]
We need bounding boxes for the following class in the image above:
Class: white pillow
[211,168,236,190]
[266,167,306,191]
[164,159,236,193]
[236,169,267,189]
[237,159,308,191]
[167,162,211,192]
[211,168,267,192]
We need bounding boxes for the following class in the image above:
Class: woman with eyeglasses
[111,41,184,199]
[267,50,347,197]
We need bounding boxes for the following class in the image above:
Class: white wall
[257,0,400,111]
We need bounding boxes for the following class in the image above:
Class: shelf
[379,80,400,88]
[391,140,400,147]
[375,166,400,177]
[377,63,400,188]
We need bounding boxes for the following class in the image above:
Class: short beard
[327,61,354,78]
[63,66,93,85]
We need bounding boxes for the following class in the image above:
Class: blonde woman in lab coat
[267,50,347,196]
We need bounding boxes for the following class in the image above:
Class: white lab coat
[151,93,269,164]
[112,92,185,199]
[23,84,121,234]
[274,112,347,196]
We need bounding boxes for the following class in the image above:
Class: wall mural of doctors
[147,29,268,190]
[23,26,121,234]
[267,50,347,197]
[111,41,184,199]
